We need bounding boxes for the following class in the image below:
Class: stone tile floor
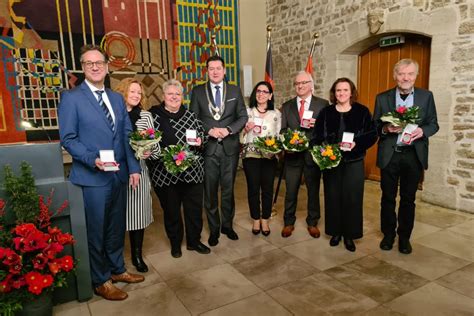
[54,171,474,315]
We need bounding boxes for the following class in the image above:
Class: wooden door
[357,35,431,180]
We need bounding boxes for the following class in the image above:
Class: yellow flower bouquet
[310,144,342,170]
[280,129,309,152]
[253,136,282,155]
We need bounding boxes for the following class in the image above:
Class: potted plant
[0,162,75,316]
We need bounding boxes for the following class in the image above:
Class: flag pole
[264,25,274,89]
[304,32,319,75]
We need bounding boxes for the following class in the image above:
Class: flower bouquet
[253,136,282,155]
[0,162,75,315]
[280,129,309,152]
[310,144,342,170]
[160,144,197,175]
[380,106,419,128]
[129,128,162,160]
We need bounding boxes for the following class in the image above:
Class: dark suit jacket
[59,82,140,186]
[373,87,439,170]
[280,95,329,166]
[189,82,248,156]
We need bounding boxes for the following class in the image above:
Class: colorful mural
[0,0,239,144]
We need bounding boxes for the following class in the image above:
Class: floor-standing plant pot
[16,292,53,316]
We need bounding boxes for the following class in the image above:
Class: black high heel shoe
[329,235,341,247]
[261,219,270,236]
[344,238,356,252]
[252,220,261,235]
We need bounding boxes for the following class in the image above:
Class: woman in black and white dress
[146,79,210,258]
[116,78,155,272]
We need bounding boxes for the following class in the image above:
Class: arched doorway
[357,34,432,180]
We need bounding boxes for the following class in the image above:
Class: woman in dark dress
[312,78,377,252]
[146,79,210,258]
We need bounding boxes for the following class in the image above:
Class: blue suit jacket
[59,82,140,186]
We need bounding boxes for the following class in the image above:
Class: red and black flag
[305,33,319,75]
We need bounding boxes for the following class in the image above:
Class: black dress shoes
[329,235,341,247]
[171,246,182,258]
[221,228,239,240]
[344,238,356,252]
[187,242,211,254]
[398,239,412,254]
[380,235,395,251]
[208,233,219,247]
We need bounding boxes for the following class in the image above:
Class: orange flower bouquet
[253,136,282,155]
[280,129,309,152]
[310,144,342,170]
[0,162,75,315]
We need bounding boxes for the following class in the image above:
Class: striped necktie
[95,90,115,131]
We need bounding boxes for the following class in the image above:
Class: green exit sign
[380,35,405,47]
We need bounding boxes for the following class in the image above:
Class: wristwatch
[226,126,232,135]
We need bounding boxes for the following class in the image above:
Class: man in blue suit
[374,58,439,255]
[59,45,144,300]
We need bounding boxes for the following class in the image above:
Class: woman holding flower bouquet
[116,78,155,273]
[312,78,377,252]
[240,81,281,236]
[146,79,211,258]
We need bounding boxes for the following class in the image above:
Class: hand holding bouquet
[380,106,419,128]
[253,136,282,155]
[310,144,342,170]
[161,144,197,175]
[280,129,309,152]
[129,128,162,160]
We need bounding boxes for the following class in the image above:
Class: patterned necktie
[215,86,221,108]
[299,99,305,121]
[95,90,115,131]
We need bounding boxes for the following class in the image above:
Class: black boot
[129,229,148,272]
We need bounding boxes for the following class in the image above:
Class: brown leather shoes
[307,226,320,238]
[281,225,295,238]
[111,271,145,284]
[94,280,128,300]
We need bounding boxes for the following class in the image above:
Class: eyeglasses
[82,61,107,69]
[256,89,270,95]
[293,80,311,87]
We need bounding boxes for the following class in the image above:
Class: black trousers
[323,159,364,239]
[154,181,204,247]
[380,148,423,239]
[203,144,239,235]
[243,157,277,220]
[283,158,321,226]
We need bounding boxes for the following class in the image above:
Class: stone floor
[54,170,474,315]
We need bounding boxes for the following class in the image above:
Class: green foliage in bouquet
[253,136,282,154]
[310,144,343,170]
[280,129,309,152]
[380,106,419,128]
[160,144,197,175]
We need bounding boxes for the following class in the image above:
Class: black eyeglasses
[82,61,107,69]
[256,89,270,94]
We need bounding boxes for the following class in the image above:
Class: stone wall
[266,0,474,213]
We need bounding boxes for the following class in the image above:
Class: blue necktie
[215,86,221,108]
[95,90,115,131]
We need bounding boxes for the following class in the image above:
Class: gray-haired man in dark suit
[374,58,439,254]
[190,55,248,246]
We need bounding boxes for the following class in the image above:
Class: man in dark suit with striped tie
[59,45,144,300]
[190,56,248,247]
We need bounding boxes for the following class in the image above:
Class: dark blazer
[373,87,439,170]
[189,82,248,156]
[280,95,329,166]
[311,103,377,162]
[59,82,140,186]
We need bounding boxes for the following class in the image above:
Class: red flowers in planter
[0,162,77,314]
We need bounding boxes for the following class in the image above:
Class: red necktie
[299,99,305,121]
